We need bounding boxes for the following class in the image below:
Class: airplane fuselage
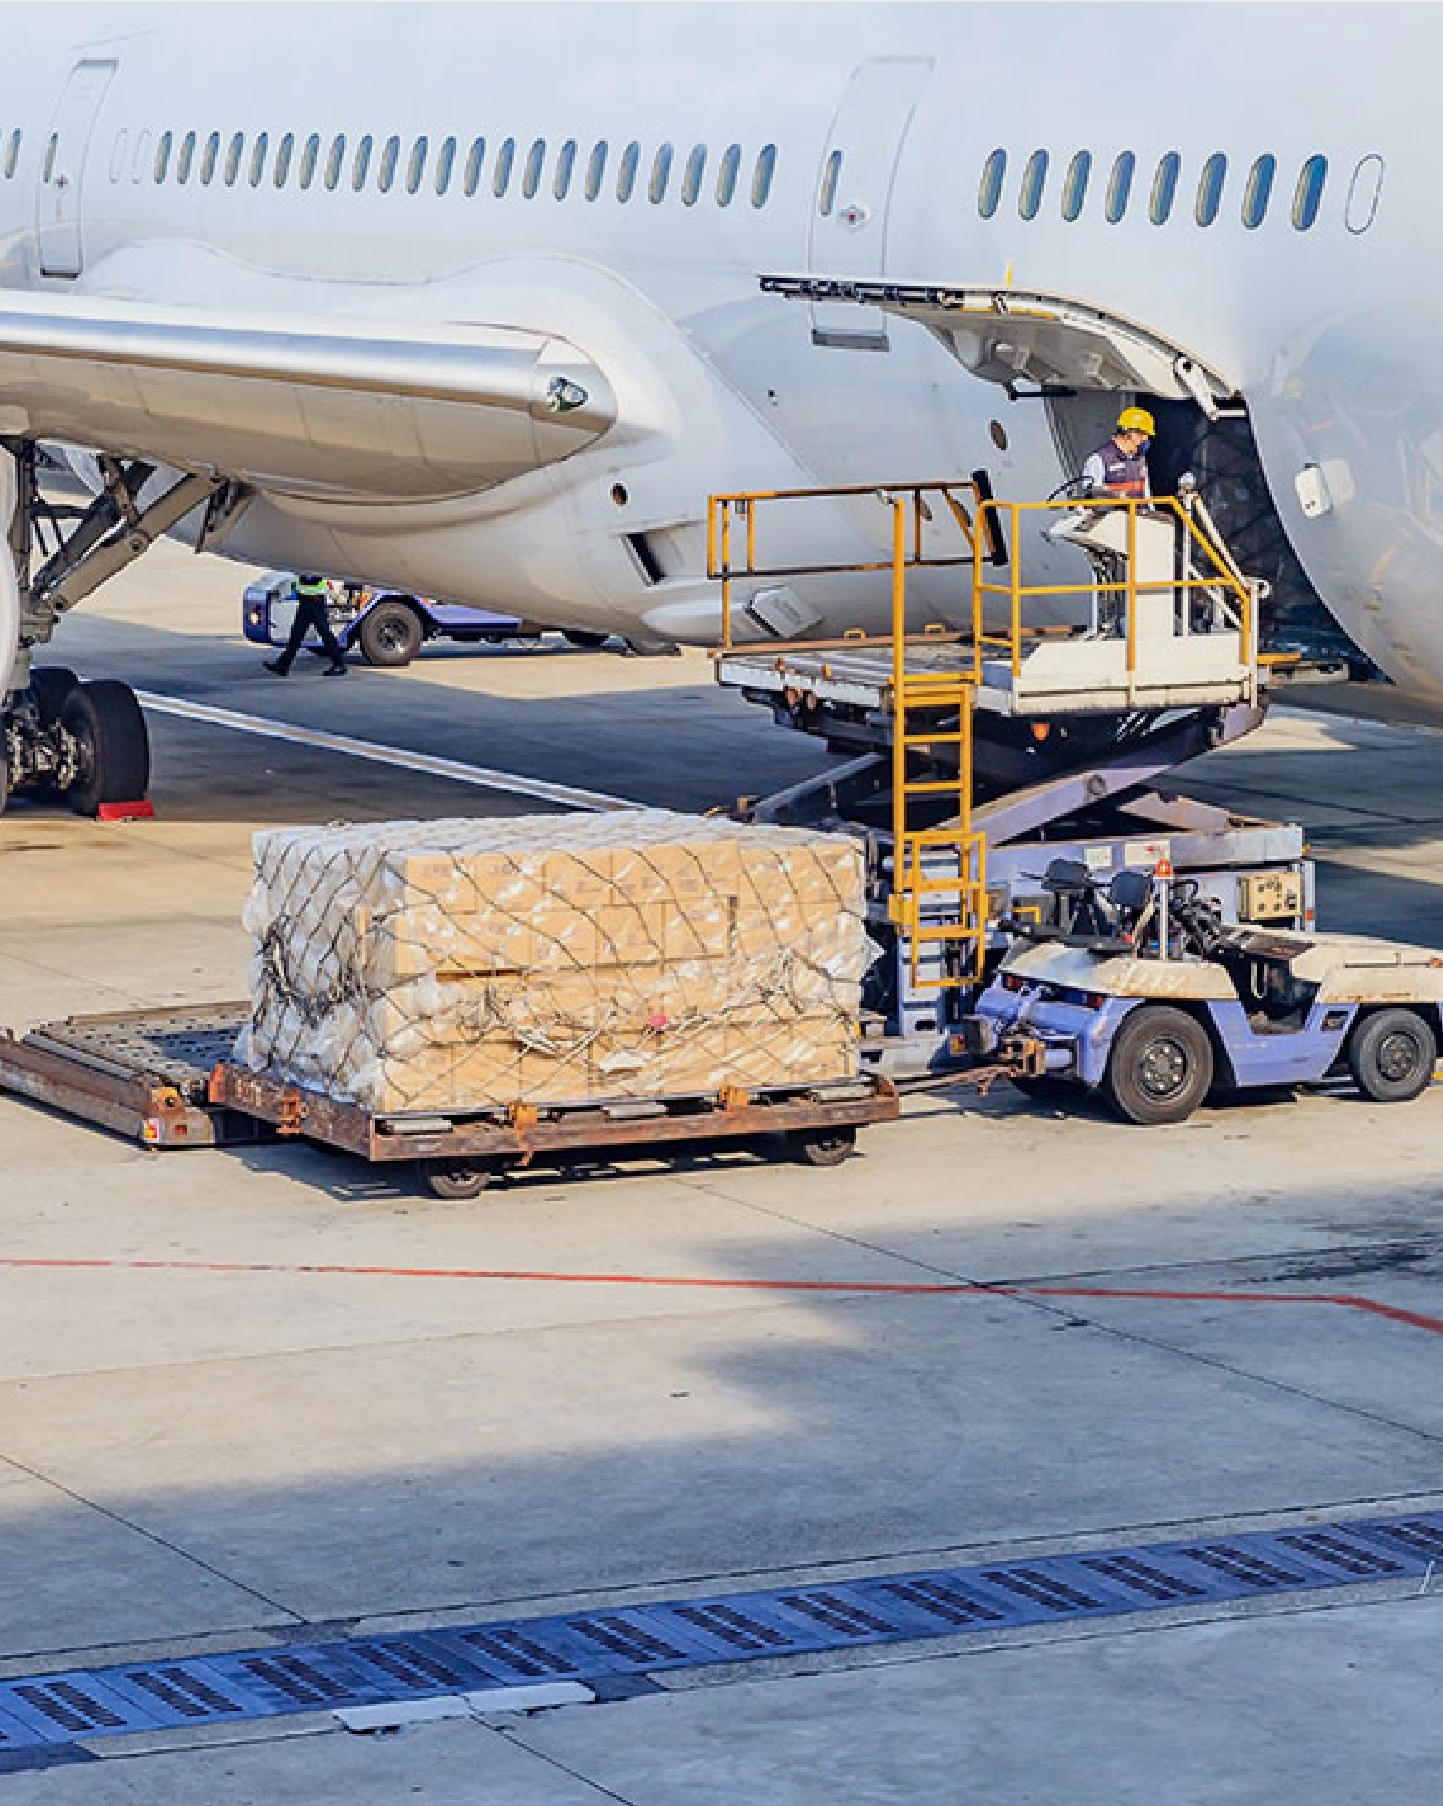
[1,5,1439,703]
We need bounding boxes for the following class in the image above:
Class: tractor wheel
[1101,1005,1214,1126]
[1348,1008,1436,1104]
[358,599,424,667]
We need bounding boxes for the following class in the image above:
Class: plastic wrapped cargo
[237,812,874,1112]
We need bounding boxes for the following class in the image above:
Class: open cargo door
[761,275,1240,416]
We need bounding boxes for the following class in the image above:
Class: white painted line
[336,1696,470,1733]
[463,1681,595,1716]
[134,689,637,814]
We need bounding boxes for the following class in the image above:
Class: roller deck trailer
[0,1003,899,1196]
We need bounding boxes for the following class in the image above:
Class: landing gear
[1,672,149,816]
[0,440,239,818]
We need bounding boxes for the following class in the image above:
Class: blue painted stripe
[0,1508,1435,1757]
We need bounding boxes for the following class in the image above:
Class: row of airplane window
[978,148,1380,232]
[63,127,785,209]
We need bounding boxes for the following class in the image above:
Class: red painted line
[1,1259,1441,1339]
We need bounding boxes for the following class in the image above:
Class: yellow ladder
[882,500,987,989]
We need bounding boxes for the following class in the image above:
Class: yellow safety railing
[707,480,986,656]
[970,494,1255,685]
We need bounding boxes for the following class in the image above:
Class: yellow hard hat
[1117,406,1156,436]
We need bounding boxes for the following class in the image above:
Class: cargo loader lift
[709,478,1313,1075]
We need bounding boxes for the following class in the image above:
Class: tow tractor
[967,859,1443,1124]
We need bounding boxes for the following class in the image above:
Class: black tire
[561,628,609,650]
[789,1125,857,1167]
[1348,1007,1436,1104]
[61,680,150,816]
[358,599,424,667]
[1101,1005,1214,1126]
[1010,1073,1077,1106]
[421,1158,494,1200]
[29,666,79,725]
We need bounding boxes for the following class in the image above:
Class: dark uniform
[266,574,347,675]
[1080,437,1152,501]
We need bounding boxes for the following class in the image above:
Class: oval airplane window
[132,130,152,183]
[716,142,740,206]
[325,134,346,191]
[1150,151,1180,223]
[5,131,20,181]
[351,134,372,192]
[1292,154,1327,229]
[650,142,674,203]
[41,133,57,184]
[819,147,842,216]
[1018,149,1048,220]
[1346,154,1383,233]
[407,137,428,194]
[1195,152,1226,225]
[273,132,293,189]
[222,132,241,187]
[584,141,607,200]
[434,136,455,195]
[1105,150,1134,222]
[977,147,1005,218]
[462,136,485,196]
[616,140,639,202]
[492,136,515,197]
[248,132,269,188]
[176,131,195,185]
[751,143,776,207]
[109,130,128,184]
[553,139,576,199]
[1061,150,1091,221]
[681,143,706,207]
[201,132,220,186]
[1242,153,1275,228]
[522,137,545,198]
[299,133,320,190]
[378,135,399,194]
[153,131,172,184]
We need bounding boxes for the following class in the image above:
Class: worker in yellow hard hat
[1080,405,1156,500]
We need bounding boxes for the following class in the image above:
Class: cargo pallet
[0,1002,900,1198]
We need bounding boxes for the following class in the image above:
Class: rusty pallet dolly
[0,1002,900,1197]
[210,1061,901,1197]
[0,1003,270,1149]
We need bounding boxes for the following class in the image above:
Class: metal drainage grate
[0,1508,1435,1757]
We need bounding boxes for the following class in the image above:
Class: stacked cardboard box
[237,812,873,1113]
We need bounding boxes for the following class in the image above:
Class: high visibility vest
[1089,439,1150,499]
[295,575,328,600]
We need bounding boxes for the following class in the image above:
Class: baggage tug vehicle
[968,860,1443,1125]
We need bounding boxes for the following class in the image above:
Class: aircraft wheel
[62,680,150,816]
[29,666,80,725]
[358,599,424,667]
[1348,1007,1436,1104]
[1102,1005,1213,1126]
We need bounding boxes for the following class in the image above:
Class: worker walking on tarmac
[265,573,347,676]
[1080,406,1155,502]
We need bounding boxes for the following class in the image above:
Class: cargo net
[236,811,877,1114]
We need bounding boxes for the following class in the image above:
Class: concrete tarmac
[3,545,1443,1801]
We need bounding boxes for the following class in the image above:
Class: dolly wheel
[790,1125,856,1167]
[1348,1008,1436,1104]
[421,1158,493,1200]
[1101,1005,1213,1126]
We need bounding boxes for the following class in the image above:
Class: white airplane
[0,1,1434,810]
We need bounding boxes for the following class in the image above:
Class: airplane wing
[0,290,617,502]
